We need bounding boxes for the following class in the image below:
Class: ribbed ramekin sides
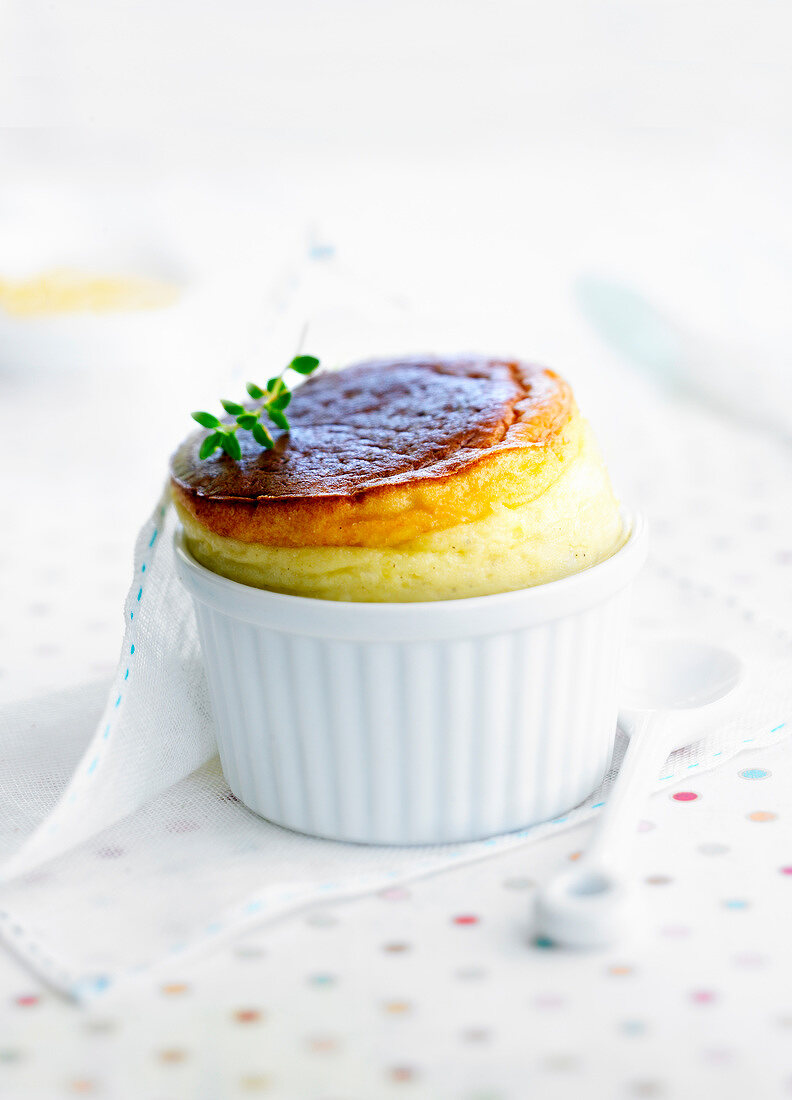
[176,513,648,845]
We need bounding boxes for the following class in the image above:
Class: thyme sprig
[192,354,320,459]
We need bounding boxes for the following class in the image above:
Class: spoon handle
[533,714,675,949]
[585,713,671,866]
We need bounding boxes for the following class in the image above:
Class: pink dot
[691,990,717,1005]
[452,915,479,926]
[780,867,792,876]
[14,995,39,1007]
[734,952,766,968]
[672,791,699,802]
[380,887,410,901]
[661,925,691,938]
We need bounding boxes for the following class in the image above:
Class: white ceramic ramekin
[175,513,648,845]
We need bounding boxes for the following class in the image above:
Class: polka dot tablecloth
[2,263,792,1098]
[1,753,792,1100]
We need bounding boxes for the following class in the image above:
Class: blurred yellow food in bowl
[0,268,180,316]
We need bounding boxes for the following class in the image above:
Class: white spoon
[534,636,744,949]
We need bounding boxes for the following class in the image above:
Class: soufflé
[171,356,624,601]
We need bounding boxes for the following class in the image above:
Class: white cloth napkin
[0,489,789,999]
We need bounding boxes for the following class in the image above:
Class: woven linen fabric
[0,488,789,999]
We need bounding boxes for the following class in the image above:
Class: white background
[1,2,792,1097]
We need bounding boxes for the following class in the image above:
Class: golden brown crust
[170,356,576,548]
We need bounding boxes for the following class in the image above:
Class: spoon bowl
[621,635,744,713]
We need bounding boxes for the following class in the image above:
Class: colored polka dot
[83,1019,116,1034]
[0,1049,22,1064]
[780,866,792,876]
[67,1080,97,1094]
[379,886,410,901]
[14,994,39,1008]
[533,935,555,949]
[461,1028,490,1043]
[239,1075,271,1092]
[645,875,672,886]
[383,942,411,953]
[698,842,730,856]
[733,951,766,968]
[621,1020,647,1036]
[628,1082,665,1097]
[701,1048,733,1065]
[161,982,190,996]
[308,974,336,988]
[568,850,582,861]
[660,924,691,938]
[389,1066,417,1082]
[722,899,750,910]
[234,944,266,959]
[306,912,337,928]
[541,1054,579,1072]
[308,1035,339,1054]
[748,810,777,822]
[671,791,699,802]
[383,1001,411,1014]
[690,990,717,1005]
[739,768,771,780]
[503,876,535,890]
[234,1009,264,1024]
[452,914,480,925]
[158,1049,188,1064]
[608,965,633,977]
[456,966,488,981]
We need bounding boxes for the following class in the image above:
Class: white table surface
[1,126,792,1099]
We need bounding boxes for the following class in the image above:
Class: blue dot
[124,669,129,681]
[534,935,554,950]
[739,768,770,780]
[136,588,143,602]
[141,563,146,573]
[87,757,99,775]
[130,644,135,655]
[621,1020,646,1036]
[149,529,158,548]
[115,695,122,708]
[103,724,111,739]
[723,899,749,910]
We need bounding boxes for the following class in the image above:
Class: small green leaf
[272,390,292,410]
[266,376,283,394]
[221,399,245,416]
[199,432,222,459]
[268,407,290,431]
[192,411,220,429]
[289,354,320,375]
[220,431,242,459]
[236,412,258,430]
[252,422,274,449]
[246,382,264,399]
